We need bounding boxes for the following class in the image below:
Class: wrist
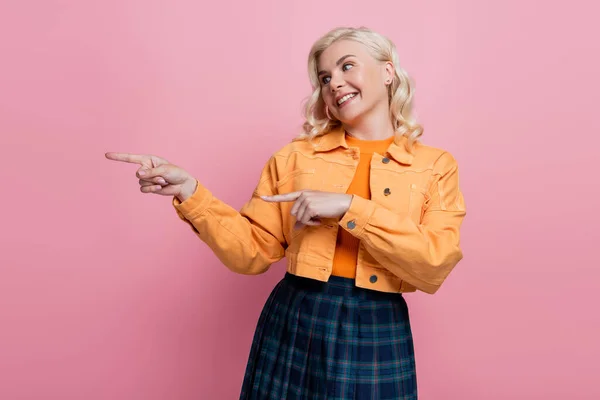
[177,178,198,202]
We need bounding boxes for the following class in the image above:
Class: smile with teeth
[337,93,357,106]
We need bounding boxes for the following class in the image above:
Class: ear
[383,61,395,85]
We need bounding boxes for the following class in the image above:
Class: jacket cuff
[172,180,213,220]
[338,195,376,238]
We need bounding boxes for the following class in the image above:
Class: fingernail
[139,170,146,176]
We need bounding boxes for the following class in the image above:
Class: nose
[329,72,345,92]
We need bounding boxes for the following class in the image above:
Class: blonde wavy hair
[298,27,423,148]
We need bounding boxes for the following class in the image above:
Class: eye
[321,76,331,85]
[342,63,353,71]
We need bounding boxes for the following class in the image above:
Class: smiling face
[317,39,394,126]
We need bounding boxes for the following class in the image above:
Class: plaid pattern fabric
[240,273,417,399]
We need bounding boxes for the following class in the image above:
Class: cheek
[361,74,386,100]
[348,73,368,96]
[321,90,334,106]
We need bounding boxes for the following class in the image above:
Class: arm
[172,157,286,275]
[339,152,466,294]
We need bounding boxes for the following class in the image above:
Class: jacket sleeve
[338,151,466,294]
[172,156,286,275]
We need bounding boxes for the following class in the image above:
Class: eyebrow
[317,54,356,76]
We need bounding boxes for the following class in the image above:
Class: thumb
[138,164,189,184]
[137,165,171,180]
[137,165,162,179]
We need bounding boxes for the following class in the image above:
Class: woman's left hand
[261,191,352,226]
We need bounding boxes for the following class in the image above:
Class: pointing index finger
[105,152,148,165]
[261,192,303,202]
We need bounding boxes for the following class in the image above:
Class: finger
[290,194,307,217]
[138,177,167,186]
[140,184,164,193]
[294,198,307,222]
[301,201,321,226]
[139,176,168,186]
[296,200,313,225]
[140,183,180,196]
[261,191,303,202]
[105,152,149,165]
[295,217,321,228]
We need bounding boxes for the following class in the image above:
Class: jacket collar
[312,127,414,165]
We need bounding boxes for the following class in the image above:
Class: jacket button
[384,188,391,196]
[347,220,356,229]
[382,157,390,164]
[369,274,378,283]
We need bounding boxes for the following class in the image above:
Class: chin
[337,108,365,125]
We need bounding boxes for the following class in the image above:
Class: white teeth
[337,93,356,105]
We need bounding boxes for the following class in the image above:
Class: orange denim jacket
[173,128,466,294]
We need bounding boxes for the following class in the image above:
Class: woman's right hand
[105,152,198,202]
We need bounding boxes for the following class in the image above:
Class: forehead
[318,40,373,69]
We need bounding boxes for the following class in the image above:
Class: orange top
[331,134,395,279]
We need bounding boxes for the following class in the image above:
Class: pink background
[1,0,598,399]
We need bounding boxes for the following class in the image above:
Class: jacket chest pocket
[408,183,430,221]
[371,174,430,222]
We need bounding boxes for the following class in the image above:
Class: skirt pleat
[240,273,417,400]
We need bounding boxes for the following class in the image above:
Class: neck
[342,103,395,140]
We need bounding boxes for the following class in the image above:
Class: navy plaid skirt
[240,273,417,399]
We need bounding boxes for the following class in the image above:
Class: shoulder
[264,137,319,171]
[271,137,316,160]
[411,139,460,172]
[257,137,318,181]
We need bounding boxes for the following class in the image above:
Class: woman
[106,26,466,400]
